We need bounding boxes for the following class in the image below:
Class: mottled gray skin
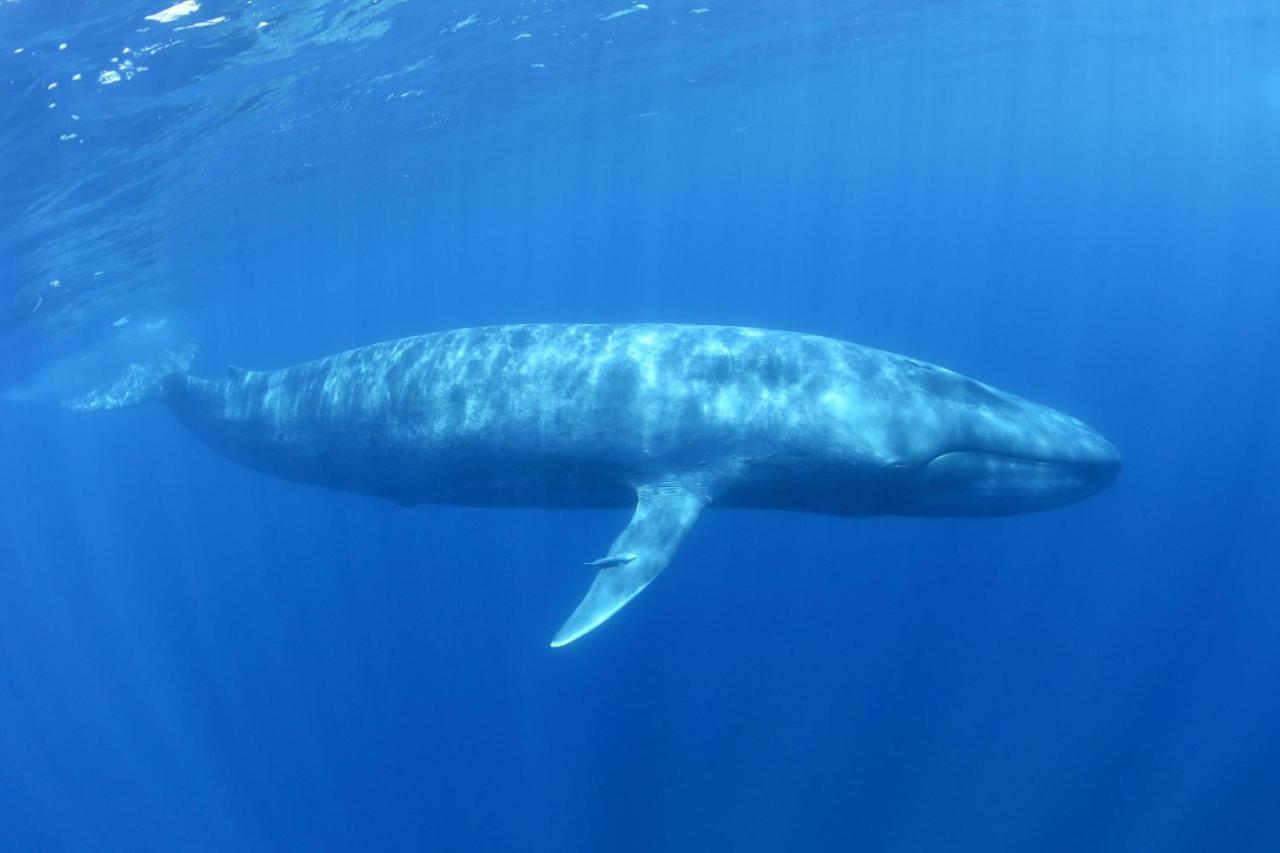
[162,323,1119,518]
[146,323,1119,645]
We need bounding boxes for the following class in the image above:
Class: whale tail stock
[64,340,197,412]
[551,481,707,648]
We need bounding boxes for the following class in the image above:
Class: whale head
[881,362,1122,517]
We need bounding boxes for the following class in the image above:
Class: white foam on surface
[175,16,228,31]
[600,4,649,21]
[145,1,200,24]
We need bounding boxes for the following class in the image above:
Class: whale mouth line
[924,448,1123,483]
[926,449,1068,469]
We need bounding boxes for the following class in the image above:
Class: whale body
[75,323,1121,646]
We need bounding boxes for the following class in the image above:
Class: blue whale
[75,324,1121,646]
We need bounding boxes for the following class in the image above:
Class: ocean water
[3,1,1279,850]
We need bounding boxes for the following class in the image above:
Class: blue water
[3,1,1280,849]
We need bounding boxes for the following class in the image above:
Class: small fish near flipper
[583,553,637,569]
[551,482,707,647]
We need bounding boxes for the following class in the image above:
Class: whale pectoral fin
[550,483,707,648]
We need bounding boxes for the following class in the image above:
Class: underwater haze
[3,1,1280,850]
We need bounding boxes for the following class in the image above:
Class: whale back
[153,324,918,510]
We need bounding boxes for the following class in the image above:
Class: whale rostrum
[71,323,1121,646]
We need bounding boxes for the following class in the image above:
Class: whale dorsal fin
[550,482,707,647]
